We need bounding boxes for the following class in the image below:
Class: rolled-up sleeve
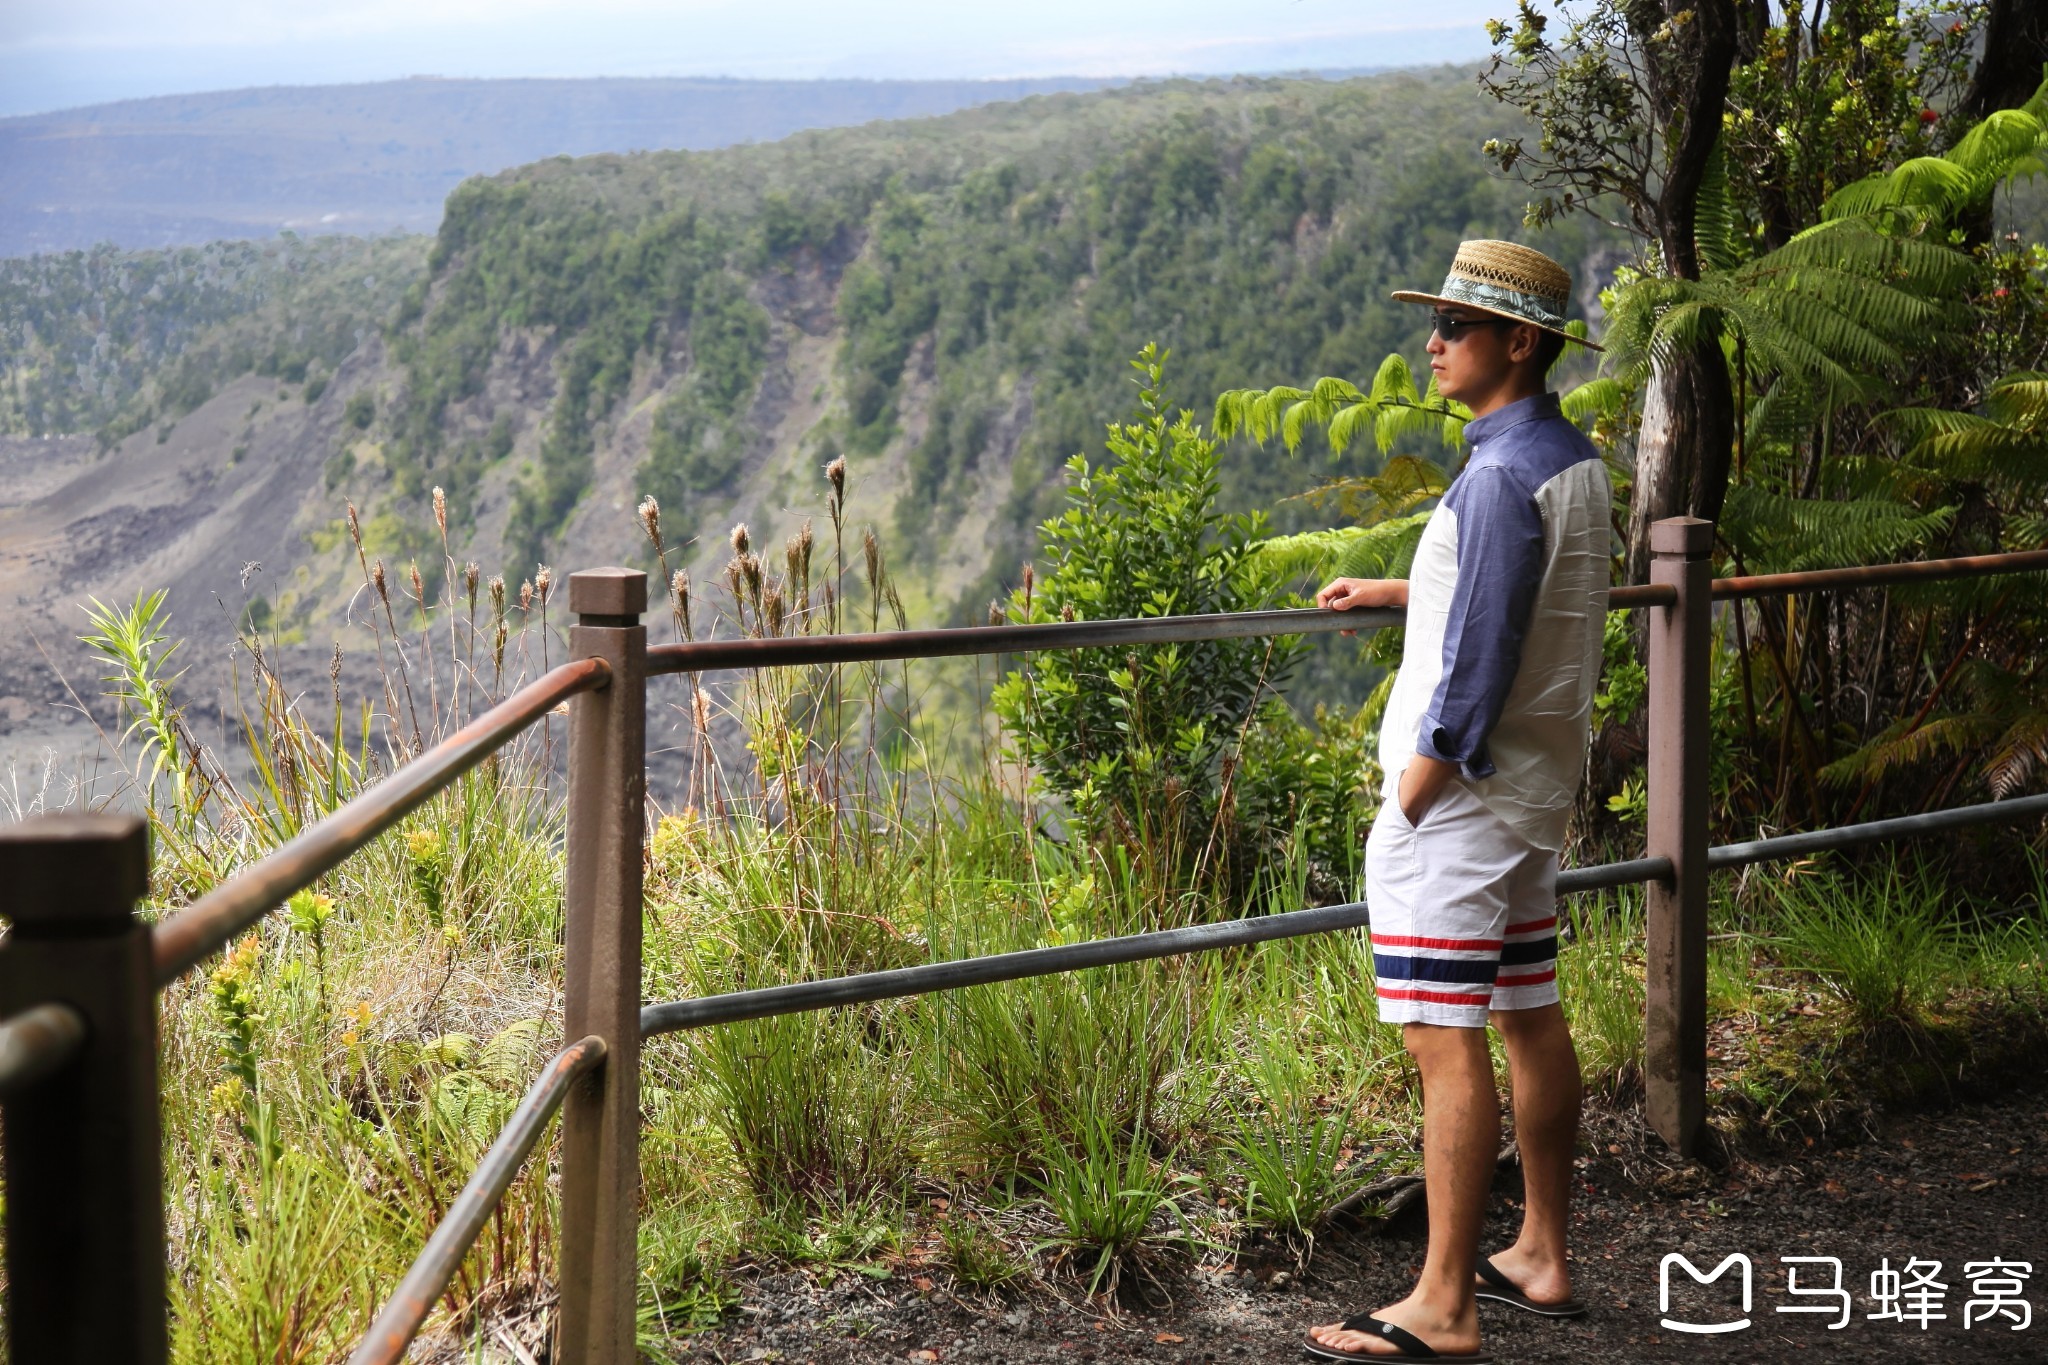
[1415,464,1545,779]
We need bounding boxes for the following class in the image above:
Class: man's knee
[1402,1019,1491,1065]
[1489,1001,1569,1043]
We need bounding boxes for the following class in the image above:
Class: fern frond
[1247,512,1432,585]
[1719,485,1955,574]
[1562,376,1629,423]
[1985,709,2048,799]
[1816,712,1998,788]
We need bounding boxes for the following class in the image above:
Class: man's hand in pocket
[1398,754,1457,826]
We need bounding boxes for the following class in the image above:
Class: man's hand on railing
[1316,577,1409,635]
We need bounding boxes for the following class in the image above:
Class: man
[1304,241,1611,1363]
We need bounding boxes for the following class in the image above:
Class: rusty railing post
[1644,516,1712,1155]
[556,568,647,1363]
[0,814,165,1363]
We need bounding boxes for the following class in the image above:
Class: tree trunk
[1960,0,2048,124]
[1624,333,1735,589]
[1624,0,1739,588]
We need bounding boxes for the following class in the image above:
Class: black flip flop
[1474,1256,1588,1318]
[1302,1313,1494,1363]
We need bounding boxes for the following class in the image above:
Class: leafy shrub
[993,345,1303,866]
[1235,698,1377,903]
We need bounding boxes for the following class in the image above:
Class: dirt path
[670,1078,2048,1364]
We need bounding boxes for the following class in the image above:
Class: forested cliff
[1,69,1619,693]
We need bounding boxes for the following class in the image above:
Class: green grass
[1557,890,1648,1099]
[1767,861,1962,1035]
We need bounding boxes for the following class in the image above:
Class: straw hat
[1391,239,1603,352]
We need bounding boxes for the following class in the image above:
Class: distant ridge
[0,75,1126,257]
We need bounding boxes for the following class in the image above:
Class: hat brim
[1390,290,1605,353]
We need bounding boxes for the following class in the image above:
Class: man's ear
[1509,323,1542,364]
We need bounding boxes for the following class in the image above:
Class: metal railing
[0,521,2042,1362]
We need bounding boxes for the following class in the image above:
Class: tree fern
[1818,712,1999,789]
[1602,219,1971,420]
[1718,484,1956,574]
[1823,88,2048,225]
[1887,372,2048,514]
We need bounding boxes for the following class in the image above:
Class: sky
[1,0,1501,117]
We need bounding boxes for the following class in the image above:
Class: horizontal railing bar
[150,658,612,987]
[348,1035,607,1365]
[648,589,1677,675]
[1707,790,2048,870]
[641,548,2048,678]
[1557,856,1675,894]
[648,606,1401,673]
[641,902,1371,1035]
[1710,547,2048,601]
[639,855,1674,1038]
[640,787,2047,1036]
[0,1003,88,1100]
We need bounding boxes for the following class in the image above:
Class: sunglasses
[1431,310,1517,343]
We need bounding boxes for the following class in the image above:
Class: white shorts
[1364,773,1562,1028]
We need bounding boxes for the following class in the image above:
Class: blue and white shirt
[1378,392,1612,852]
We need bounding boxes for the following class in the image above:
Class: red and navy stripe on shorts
[1371,914,1558,1009]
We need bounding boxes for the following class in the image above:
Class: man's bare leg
[1482,1003,1581,1304]
[1307,1023,1497,1357]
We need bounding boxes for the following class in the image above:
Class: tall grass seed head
[432,485,447,537]
[826,456,846,500]
[371,558,389,601]
[346,501,362,546]
[863,528,881,588]
[534,564,554,604]
[639,495,663,546]
[408,560,425,604]
[765,586,786,635]
[519,579,535,613]
[464,561,480,602]
[729,522,751,556]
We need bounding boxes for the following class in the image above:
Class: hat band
[1438,275,1566,330]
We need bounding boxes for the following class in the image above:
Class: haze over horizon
[1,0,1496,118]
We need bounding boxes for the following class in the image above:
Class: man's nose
[1425,329,1446,356]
